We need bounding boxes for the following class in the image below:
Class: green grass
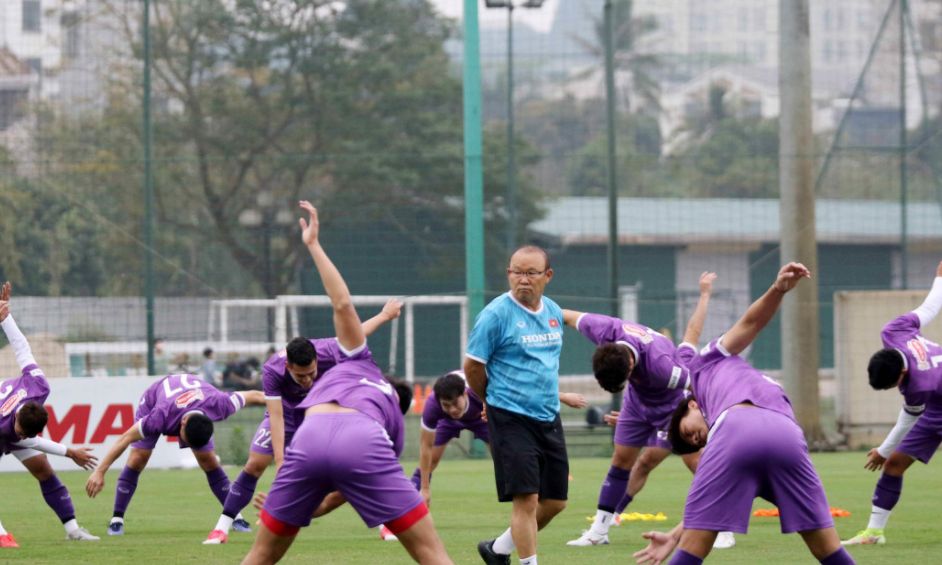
[0,452,936,563]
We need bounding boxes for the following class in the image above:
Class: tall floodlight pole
[604,0,619,317]
[464,0,486,319]
[900,0,909,289]
[485,0,547,253]
[142,0,156,375]
[779,0,822,442]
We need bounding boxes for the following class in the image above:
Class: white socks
[64,519,79,535]
[0,519,7,536]
[214,514,234,533]
[519,555,537,565]
[110,517,124,525]
[867,506,891,530]
[493,527,515,555]
[591,509,614,535]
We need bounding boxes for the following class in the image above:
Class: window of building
[62,11,81,59]
[0,89,29,130]
[22,0,41,33]
[25,57,42,76]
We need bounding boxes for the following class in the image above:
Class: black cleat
[477,539,510,565]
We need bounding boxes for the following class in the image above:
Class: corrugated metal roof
[530,197,942,245]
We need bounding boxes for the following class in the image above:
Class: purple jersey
[0,363,49,454]
[881,313,942,414]
[678,338,794,428]
[263,338,370,412]
[576,313,688,407]
[421,386,485,431]
[136,374,245,440]
[297,358,405,456]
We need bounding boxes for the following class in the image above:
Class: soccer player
[0,282,100,547]
[409,371,586,510]
[241,201,452,564]
[204,298,402,544]
[563,272,735,550]
[842,260,942,546]
[84,373,265,534]
[634,262,855,565]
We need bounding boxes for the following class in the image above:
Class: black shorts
[487,404,569,502]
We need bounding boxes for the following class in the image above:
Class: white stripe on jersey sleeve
[337,338,367,358]
[465,352,487,364]
[420,420,437,433]
[264,395,282,401]
[231,392,247,411]
[574,313,588,331]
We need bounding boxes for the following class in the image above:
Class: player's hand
[67,447,98,471]
[85,471,105,498]
[936,260,942,278]
[865,448,886,471]
[420,487,431,507]
[603,410,620,427]
[298,200,320,247]
[699,272,717,295]
[381,298,403,321]
[0,301,8,323]
[632,531,678,565]
[559,392,588,409]
[772,262,811,293]
[0,281,10,302]
[480,404,487,423]
[252,491,268,512]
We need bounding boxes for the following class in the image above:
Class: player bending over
[85,371,265,534]
[204,298,402,544]
[240,201,452,564]
[0,282,100,547]
[842,260,942,546]
[634,262,854,565]
[562,272,734,550]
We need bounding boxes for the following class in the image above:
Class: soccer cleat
[566,530,610,546]
[379,525,398,541]
[107,521,124,536]
[841,528,886,546]
[232,518,252,533]
[202,530,228,545]
[477,539,510,565]
[0,533,19,548]
[712,531,735,549]
[66,527,100,541]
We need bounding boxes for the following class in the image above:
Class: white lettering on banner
[162,374,201,398]
[0,377,198,473]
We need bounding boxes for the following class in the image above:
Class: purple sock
[410,467,421,491]
[205,467,231,505]
[40,475,75,523]
[820,546,855,564]
[597,466,630,512]
[615,491,634,514]
[669,549,703,565]
[113,466,141,517]
[222,471,259,518]
[872,473,903,511]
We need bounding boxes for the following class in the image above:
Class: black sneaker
[477,539,510,565]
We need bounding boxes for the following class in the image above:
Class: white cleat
[566,530,609,546]
[712,531,735,549]
[379,525,398,541]
[66,527,100,541]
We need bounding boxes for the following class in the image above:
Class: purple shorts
[613,388,679,449]
[433,419,490,446]
[898,403,942,464]
[249,413,299,456]
[683,407,833,534]
[130,402,214,452]
[263,412,423,529]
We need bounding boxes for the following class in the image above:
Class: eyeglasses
[507,269,545,279]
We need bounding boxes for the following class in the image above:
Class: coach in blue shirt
[465,245,567,565]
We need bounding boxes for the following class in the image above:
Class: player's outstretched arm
[681,272,717,347]
[561,309,584,328]
[463,358,487,402]
[13,436,98,470]
[559,392,588,409]
[721,262,810,356]
[0,282,38,370]
[86,424,144,498]
[238,390,265,406]
[361,298,403,337]
[418,429,436,505]
[632,522,684,565]
[299,200,365,352]
[912,260,942,326]
[867,407,922,470]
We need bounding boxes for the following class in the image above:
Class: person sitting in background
[202,348,220,386]
[223,357,261,391]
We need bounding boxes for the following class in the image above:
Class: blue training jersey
[466,292,563,422]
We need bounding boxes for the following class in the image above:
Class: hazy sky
[429,0,559,32]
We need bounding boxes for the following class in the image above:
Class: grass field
[0,452,936,563]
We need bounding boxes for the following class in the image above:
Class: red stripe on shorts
[385,501,429,535]
[259,509,300,537]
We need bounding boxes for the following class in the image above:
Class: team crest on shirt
[622,324,654,344]
[175,389,205,408]
[549,319,559,328]
[0,389,26,417]
[907,338,931,371]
